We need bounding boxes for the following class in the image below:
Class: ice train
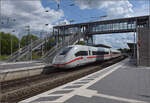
[52,45,121,68]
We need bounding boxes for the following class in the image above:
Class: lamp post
[149,0,150,29]
[41,24,49,56]
[0,32,1,57]
[18,33,21,50]
[45,24,49,52]
[11,30,15,56]
[133,29,136,59]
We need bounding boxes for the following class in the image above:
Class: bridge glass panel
[103,24,106,31]
[132,21,136,29]
[120,22,124,30]
[124,22,127,29]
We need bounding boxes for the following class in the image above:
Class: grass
[0,55,9,61]
[0,55,41,61]
[32,55,41,60]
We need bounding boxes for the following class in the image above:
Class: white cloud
[132,1,149,16]
[75,0,134,18]
[0,0,64,38]
[56,19,70,26]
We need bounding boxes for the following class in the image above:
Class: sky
[0,0,149,48]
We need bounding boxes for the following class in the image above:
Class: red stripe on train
[53,57,83,66]
[53,54,119,66]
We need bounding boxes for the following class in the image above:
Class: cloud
[75,0,134,18]
[56,19,70,26]
[0,0,64,38]
[132,1,149,16]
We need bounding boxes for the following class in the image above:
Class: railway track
[0,56,126,103]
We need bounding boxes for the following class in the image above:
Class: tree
[0,32,19,55]
[76,41,86,45]
[20,34,38,47]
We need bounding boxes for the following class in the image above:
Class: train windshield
[59,47,72,55]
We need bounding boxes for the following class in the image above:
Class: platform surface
[20,58,150,103]
[0,61,48,73]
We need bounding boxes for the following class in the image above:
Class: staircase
[42,32,84,63]
[7,38,47,62]
[7,32,85,63]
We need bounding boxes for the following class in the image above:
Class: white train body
[52,45,121,68]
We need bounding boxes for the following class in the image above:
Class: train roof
[88,44,111,48]
[111,49,120,52]
[67,45,120,52]
[68,45,110,49]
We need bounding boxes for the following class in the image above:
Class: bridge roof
[127,43,136,50]
[54,15,149,29]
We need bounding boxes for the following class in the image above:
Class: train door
[109,49,112,59]
[88,47,94,63]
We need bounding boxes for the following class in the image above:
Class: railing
[7,38,46,62]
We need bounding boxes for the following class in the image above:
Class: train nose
[52,56,66,66]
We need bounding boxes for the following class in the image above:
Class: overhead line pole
[149,0,150,29]
[11,30,15,56]
[0,32,2,56]
[26,25,32,61]
[0,0,1,57]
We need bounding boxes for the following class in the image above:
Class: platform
[20,58,150,103]
[0,61,51,82]
[0,61,47,73]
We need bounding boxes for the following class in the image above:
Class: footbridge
[53,15,149,41]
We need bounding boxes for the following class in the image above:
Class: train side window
[104,51,109,54]
[92,51,97,55]
[92,51,109,55]
[75,51,88,57]
[113,52,119,54]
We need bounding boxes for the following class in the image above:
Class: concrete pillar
[137,28,150,66]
